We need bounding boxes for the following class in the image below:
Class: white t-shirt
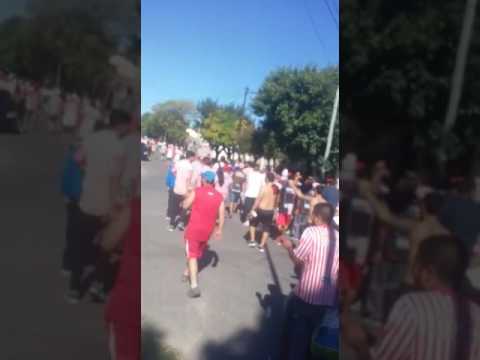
[78,103,100,138]
[245,170,265,198]
[47,88,61,115]
[79,130,125,216]
[173,159,193,195]
[63,96,79,127]
[191,160,204,188]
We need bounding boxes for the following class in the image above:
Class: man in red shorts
[182,171,225,298]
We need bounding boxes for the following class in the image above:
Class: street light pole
[441,0,478,163]
[322,86,339,174]
[242,87,249,115]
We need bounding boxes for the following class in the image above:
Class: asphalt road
[141,157,296,360]
[0,132,108,359]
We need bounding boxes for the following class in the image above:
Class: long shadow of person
[198,283,288,360]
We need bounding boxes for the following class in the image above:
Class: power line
[302,0,329,59]
[322,0,338,28]
[329,0,339,15]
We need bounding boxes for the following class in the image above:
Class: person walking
[241,162,265,226]
[279,203,339,360]
[67,109,130,303]
[181,171,225,298]
[247,172,279,252]
[168,151,195,231]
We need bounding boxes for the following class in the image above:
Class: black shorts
[250,209,274,233]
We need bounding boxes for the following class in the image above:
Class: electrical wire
[322,0,338,28]
[303,0,329,60]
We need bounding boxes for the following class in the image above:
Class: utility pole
[441,0,478,165]
[242,87,249,115]
[322,86,339,174]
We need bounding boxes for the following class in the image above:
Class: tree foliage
[141,100,195,144]
[0,0,138,98]
[196,98,255,158]
[342,0,480,173]
[252,66,339,174]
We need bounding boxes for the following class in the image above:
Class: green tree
[141,100,193,144]
[199,110,238,159]
[342,0,480,175]
[252,66,339,175]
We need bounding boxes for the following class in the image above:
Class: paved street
[0,133,107,359]
[141,157,296,360]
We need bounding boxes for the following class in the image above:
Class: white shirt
[79,130,125,216]
[173,159,193,195]
[78,103,99,138]
[244,170,265,198]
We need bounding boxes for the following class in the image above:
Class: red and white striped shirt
[293,225,339,306]
[372,292,480,360]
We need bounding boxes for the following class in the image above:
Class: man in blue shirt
[165,160,176,220]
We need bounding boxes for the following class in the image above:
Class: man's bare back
[405,216,450,284]
[258,183,277,211]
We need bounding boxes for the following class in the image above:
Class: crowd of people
[340,155,480,359]
[0,68,136,135]
[60,107,141,360]
[158,142,340,359]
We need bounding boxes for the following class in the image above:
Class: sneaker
[187,286,201,298]
[167,226,175,232]
[242,221,250,227]
[248,241,257,248]
[65,290,80,304]
[177,224,185,231]
[257,246,265,253]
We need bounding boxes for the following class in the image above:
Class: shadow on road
[142,323,182,360]
[198,246,219,274]
[198,244,292,360]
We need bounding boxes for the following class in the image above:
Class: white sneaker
[242,221,250,227]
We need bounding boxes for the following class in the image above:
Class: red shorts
[185,238,208,259]
[108,321,140,360]
[276,213,291,228]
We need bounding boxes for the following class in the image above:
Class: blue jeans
[287,295,330,360]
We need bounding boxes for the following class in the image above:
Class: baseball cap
[201,171,216,183]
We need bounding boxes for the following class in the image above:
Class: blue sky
[141,0,338,114]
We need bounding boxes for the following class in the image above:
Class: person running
[181,171,225,298]
[344,235,480,360]
[279,203,339,360]
[248,172,279,252]
[168,151,195,231]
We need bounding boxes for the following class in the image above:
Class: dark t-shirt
[439,195,480,253]
[322,186,339,208]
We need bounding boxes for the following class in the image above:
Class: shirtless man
[248,172,279,252]
[359,180,449,291]
[290,174,327,224]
